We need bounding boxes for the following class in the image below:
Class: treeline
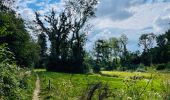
[0,0,37,99]
[33,0,170,73]
[88,32,170,72]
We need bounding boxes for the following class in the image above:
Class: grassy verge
[19,70,37,99]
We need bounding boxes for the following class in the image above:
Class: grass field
[37,70,170,100]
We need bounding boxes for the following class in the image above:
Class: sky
[16,0,170,52]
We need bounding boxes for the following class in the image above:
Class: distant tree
[139,33,156,53]
[83,52,95,73]
[129,51,141,65]
[93,39,111,71]
[109,37,120,69]
[38,33,47,68]
[118,34,129,66]
[119,34,128,55]
[154,30,170,64]
[93,39,103,72]
[156,34,167,48]
[139,33,156,65]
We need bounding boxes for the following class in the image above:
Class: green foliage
[93,39,111,71]
[0,63,20,99]
[165,62,170,69]
[93,64,101,73]
[38,33,47,68]
[0,44,19,99]
[22,41,40,68]
[92,34,132,71]
[148,30,170,66]
[0,44,15,63]
[0,41,36,99]
[156,64,166,70]
[136,63,146,72]
[35,0,98,73]
[0,12,40,68]
[138,33,156,52]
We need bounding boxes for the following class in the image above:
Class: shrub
[136,64,146,72]
[156,64,166,70]
[166,62,170,69]
[0,44,20,99]
[93,64,101,73]
[0,63,20,99]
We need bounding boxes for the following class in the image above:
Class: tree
[0,10,40,68]
[109,37,120,69]
[153,30,170,64]
[138,33,156,65]
[34,0,98,73]
[139,33,156,53]
[118,34,129,66]
[93,39,111,71]
[35,9,72,61]
[38,33,47,68]
[0,0,15,12]
[156,34,167,48]
[66,0,98,65]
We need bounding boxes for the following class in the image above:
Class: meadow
[36,70,170,100]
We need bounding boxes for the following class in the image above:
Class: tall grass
[38,71,170,100]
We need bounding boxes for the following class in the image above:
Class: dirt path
[32,74,40,100]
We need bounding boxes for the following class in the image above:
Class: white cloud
[87,1,170,51]
[19,8,35,21]
[93,2,170,31]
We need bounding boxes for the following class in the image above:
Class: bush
[166,62,170,69]
[93,64,101,73]
[0,44,20,99]
[156,64,166,70]
[136,64,146,72]
[0,63,20,99]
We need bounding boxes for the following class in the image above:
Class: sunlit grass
[37,71,170,99]
[38,72,124,99]
[34,69,46,72]
[101,71,152,79]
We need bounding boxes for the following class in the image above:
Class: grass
[34,69,47,72]
[37,70,170,100]
[19,70,37,100]
[38,71,124,99]
[101,71,152,79]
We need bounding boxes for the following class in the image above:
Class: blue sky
[16,0,170,52]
